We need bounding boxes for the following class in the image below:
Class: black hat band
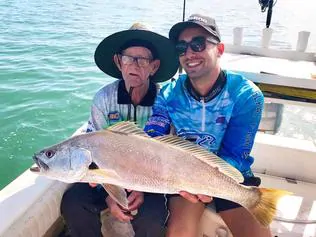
[119,39,158,59]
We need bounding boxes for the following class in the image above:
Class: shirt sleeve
[217,90,264,173]
[86,102,109,132]
[144,90,172,137]
[80,88,109,133]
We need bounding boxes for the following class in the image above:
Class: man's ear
[150,59,160,76]
[113,54,122,71]
[217,43,225,57]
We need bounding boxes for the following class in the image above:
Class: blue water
[1,0,315,190]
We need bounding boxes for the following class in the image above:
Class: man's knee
[61,184,96,217]
[131,193,167,237]
[132,216,166,237]
[166,212,201,237]
[166,223,197,237]
[131,208,167,237]
[61,186,82,216]
[166,196,204,237]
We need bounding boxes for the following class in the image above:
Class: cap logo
[188,16,207,23]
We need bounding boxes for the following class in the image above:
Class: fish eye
[45,150,55,158]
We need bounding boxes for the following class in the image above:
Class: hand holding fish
[179,191,213,203]
[105,190,143,222]
[106,195,133,222]
[127,190,144,211]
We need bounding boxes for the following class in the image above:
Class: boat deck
[222,52,316,106]
[259,174,316,237]
[222,52,316,86]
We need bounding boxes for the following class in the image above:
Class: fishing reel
[259,0,272,12]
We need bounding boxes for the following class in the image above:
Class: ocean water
[0,0,315,190]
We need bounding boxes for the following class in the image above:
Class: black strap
[186,70,227,102]
[127,87,134,121]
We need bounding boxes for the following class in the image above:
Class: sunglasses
[119,54,153,67]
[175,36,216,56]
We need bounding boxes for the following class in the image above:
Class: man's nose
[185,46,197,58]
[130,59,141,68]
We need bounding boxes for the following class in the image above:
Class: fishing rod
[259,0,277,28]
[182,0,186,21]
[178,0,186,75]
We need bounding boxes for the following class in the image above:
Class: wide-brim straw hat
[94,23,179,83]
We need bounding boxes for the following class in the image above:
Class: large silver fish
[30,122,290,226]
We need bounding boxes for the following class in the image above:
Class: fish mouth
[30,166,40,172]
[30,155,49,172]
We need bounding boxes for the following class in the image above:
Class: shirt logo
[216,116,226,124]
[177,129,216,149]
[108,111,120,122]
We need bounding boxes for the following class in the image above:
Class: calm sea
[1,0,315,190]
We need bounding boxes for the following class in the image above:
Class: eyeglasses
[119,54,153,67]
[175,36,216,56]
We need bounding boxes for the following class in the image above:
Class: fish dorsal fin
[155,135,244,183]
[107,121,149,137]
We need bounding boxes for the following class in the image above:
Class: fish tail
[250,188,291,227]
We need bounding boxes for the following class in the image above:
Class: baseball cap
[169,14,221,44]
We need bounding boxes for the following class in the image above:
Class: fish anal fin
[107,121,149,137]
[155,135,244,183]
[102,184,128,210]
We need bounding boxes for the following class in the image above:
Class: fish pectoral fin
[86,169,121,181]
[102,184,128,210]
[107,121,149,137]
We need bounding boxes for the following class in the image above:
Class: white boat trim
[225,44,316,62]
[0,170,69,237]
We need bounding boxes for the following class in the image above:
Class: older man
[61,23,178,237]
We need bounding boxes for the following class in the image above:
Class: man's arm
[144,91,172,137]
[218,90,264,174]
[86,102,109,132]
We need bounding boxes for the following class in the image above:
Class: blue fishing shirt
[144,70,264,178]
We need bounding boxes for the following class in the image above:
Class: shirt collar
[117,80,157,106]
[185,70,227,102]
